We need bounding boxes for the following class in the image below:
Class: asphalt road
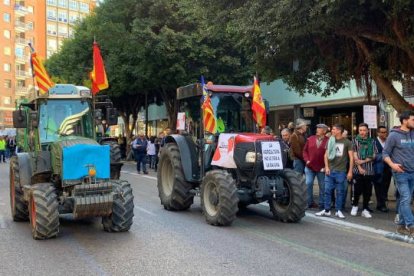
[0,161,413,276]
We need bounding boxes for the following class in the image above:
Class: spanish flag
[201,76,216,134]
[90,41,108,95]
[252,76,266,128]
[29,43,54,95]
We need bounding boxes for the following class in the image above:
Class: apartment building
[0,0,96,127]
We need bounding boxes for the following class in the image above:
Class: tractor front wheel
[102,180,134,232]
[201,170,238,226]
[269,169,306,223]
[157,143,194,210]
[29,184,59,240]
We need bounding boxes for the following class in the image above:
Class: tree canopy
[46,0,253,137]
[202,0,414,112]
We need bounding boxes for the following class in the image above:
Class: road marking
[121,170,157,180]
[134,206,156,216]
[259,202,391,236]
[0,217,8,229]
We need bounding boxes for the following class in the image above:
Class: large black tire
[157,143,194,210]
[29,184,59,240]
[101,140,122,180]
[269,169,306,223]
[9,156,29,221]
[201,170,239,226]
[101,140,122,163]
[102,180,134,232]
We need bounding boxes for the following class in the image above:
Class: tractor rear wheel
[29,184,59,240]
[102,180,134,232]
[101,140,122,180]
[269,169,306,223]
[9,156,29,221]
[201,170,238,226]
[157,143,194,210]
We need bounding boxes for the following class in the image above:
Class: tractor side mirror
[12,110,27,128]
[29,111,38,128]
[94,109,103,120]
[106,108,118,126]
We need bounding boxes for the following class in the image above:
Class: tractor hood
[50,136,110,184]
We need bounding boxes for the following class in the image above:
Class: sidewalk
[122,161,402,233]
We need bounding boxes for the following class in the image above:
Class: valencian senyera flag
[252,76,266,129]
[201,76,216,134]
[90,41,108,95]
[29,43,54,95]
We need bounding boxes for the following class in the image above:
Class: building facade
[0,0,96,127]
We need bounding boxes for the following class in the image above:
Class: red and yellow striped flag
[201,77,216,133]
[252,76,266,128]
[30,51,54,95]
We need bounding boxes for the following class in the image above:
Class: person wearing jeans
[303,124,329,209]
[132,133,148,174]
[289,119,307,174]
[316,124,354,219]
[383,110,414,236]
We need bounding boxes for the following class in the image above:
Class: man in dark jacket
[383,111,414,237]
[132,132,148,174]
[289,120,307,174]
[303,124,329,209]
[373,126,391,212]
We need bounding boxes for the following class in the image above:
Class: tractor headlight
[245,151,256,163]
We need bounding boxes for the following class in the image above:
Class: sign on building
[363,105,377,129]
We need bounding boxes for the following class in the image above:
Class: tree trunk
[160,88,178,130]
[371,74,411,113]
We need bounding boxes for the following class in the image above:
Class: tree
[202,0,414,112]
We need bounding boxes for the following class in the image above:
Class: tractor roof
[28,84,92,102]
[177,83,253,100]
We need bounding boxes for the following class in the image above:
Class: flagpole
[28,42,37,109]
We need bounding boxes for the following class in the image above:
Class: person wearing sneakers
[303,123,329,209]
[383,111,414,237]
[350,123,377,218]
[316,124,353,219]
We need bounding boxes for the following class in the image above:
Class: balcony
[15,87,28,96]
[15,70,31,79]
[15,37,27,45]
[14,4,28,16]
[15,55,28,64]
[14,20,27,32]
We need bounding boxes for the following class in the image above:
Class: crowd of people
[0,135,16,163]
[279,111,414,237]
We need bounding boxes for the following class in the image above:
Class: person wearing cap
[289,119,308,174]
[303,124,329,209]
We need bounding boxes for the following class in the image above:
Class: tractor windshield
[38,100,94,143]
[211,93,254,133]
[178,93,255,138]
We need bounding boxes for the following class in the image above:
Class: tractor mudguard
[16,152,52,188]
[165,135,199,182]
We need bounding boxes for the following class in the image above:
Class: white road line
[0,217,8,229]
[134,206,156,216]
[259,202,390,236]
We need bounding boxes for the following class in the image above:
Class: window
[47,0,57,6]
[47,9,57,20]
[15,47,24,57]
[69,0,78,10]
[27,6,34,13]
[69,13,79,24]
[47,24,57,35]
[3,13,10,22]
[47,38,57,51]
[4,47,11,55]
[58,25,68,37]
[58,11,68,22]
[58,0,67,8]
[17,80,25,88]
[79,3,89,12]
[3,63,11,72]
[4,80,11,89]
[3,0,10,5]
[3,30,10,39]
[26,21,33,30]
[3,97,11,105]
